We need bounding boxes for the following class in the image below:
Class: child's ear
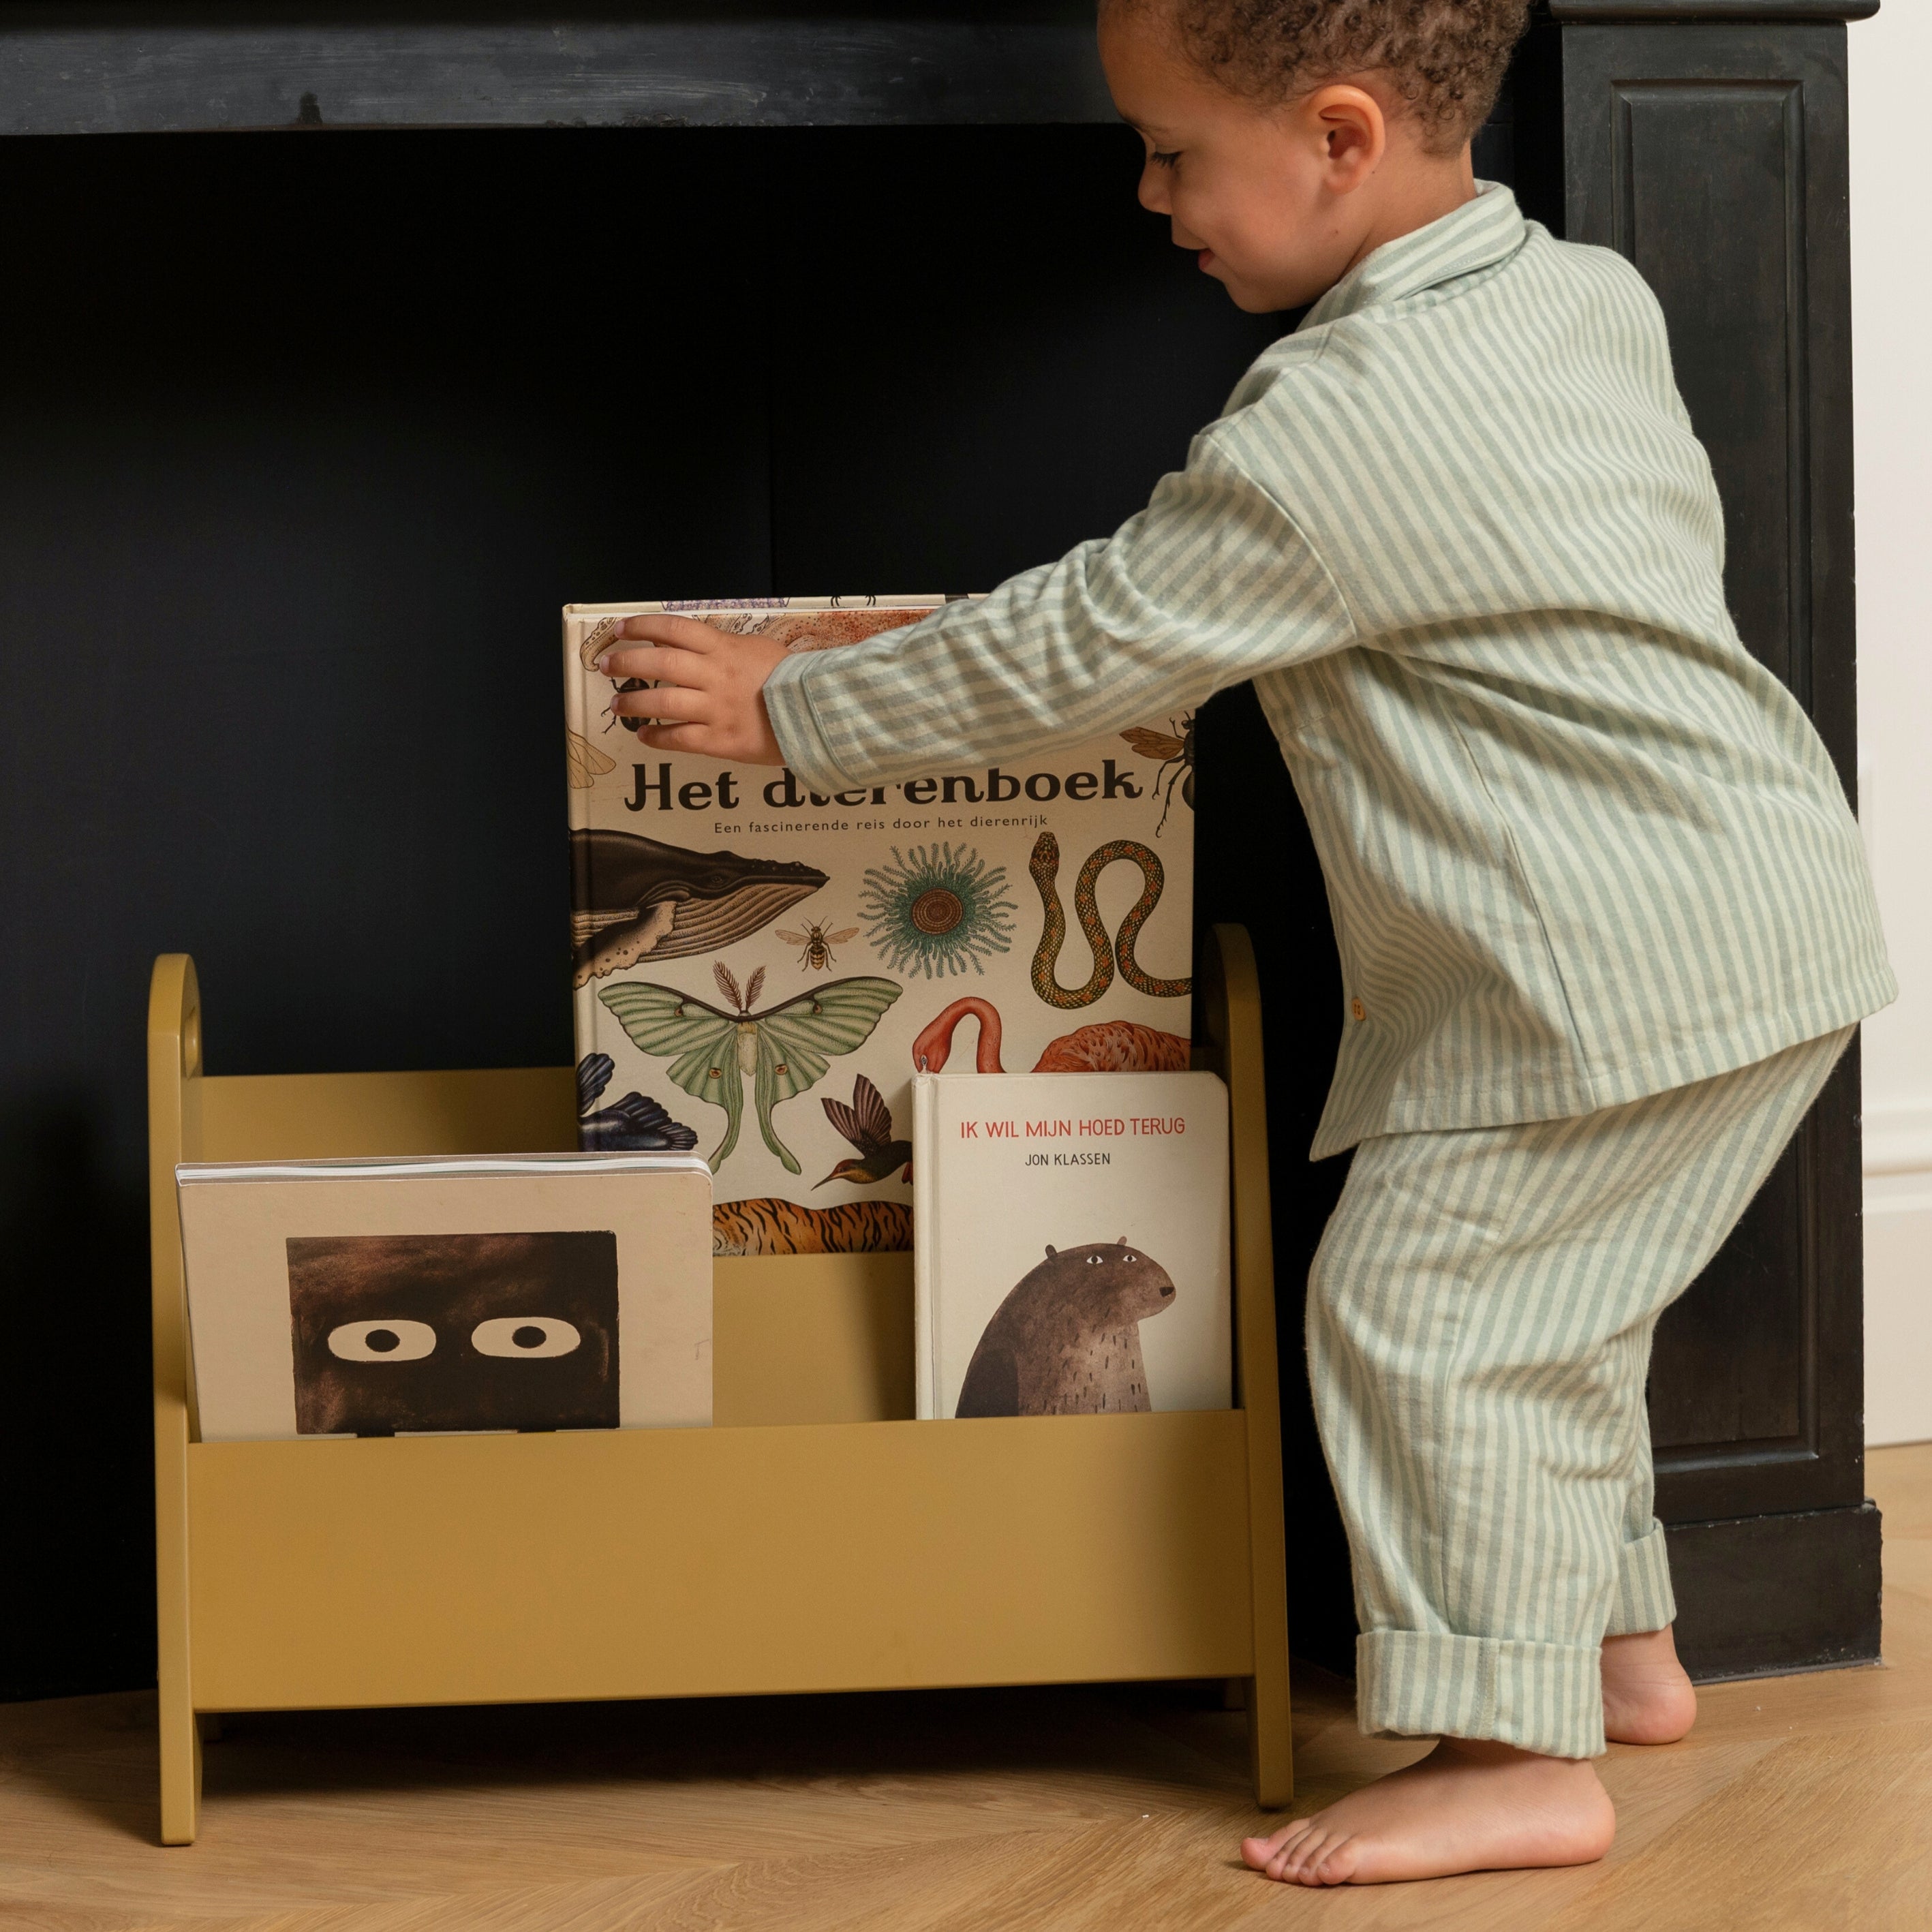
[1305,83,1387,194]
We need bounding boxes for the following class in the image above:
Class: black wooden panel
[0,1,1113,136]
[1668,1501,1881,1681]
[1620,79,1807,696]
[1564,20,1865,1533]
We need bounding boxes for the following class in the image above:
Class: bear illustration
[954,1236,1176,1418]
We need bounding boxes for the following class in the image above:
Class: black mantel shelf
[0,0,1880,137]
[0,2,1121,136]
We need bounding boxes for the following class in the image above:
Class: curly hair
[1114,0,1532,154]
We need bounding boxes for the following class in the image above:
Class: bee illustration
[1119,712,1196,837]
[776,920,861,972]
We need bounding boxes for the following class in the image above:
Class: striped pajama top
[761,181,1894,1159]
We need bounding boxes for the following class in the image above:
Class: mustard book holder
[147,924,1292,1845]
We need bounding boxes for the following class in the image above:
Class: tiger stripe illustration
[711,1199,913,1256]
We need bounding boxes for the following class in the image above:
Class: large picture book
[177,1152,712,1441]
[564,596,1198,1257]
[911,1071,1231,1420]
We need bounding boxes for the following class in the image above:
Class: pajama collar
[1300,179,1529,331]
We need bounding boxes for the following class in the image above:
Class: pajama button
[1351,997,1366,1021]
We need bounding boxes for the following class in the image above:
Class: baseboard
[1866,1172,1932,1444]
[1667,1502,1882,1681]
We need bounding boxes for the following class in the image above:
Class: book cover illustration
[564,597,1198,1257]
[287,1230,618,1436]
[178,1155,712,1441]
[911,1071,1231,1421]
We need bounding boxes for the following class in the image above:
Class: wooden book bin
[147,924,1291,1844]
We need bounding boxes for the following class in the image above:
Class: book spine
[913,1075,938,1420]
[564,614,596,1146]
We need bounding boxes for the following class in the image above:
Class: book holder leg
[149,953,202,1845]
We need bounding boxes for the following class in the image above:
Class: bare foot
[1240,1738,1614,1886]
[1602,1625,1696,1744]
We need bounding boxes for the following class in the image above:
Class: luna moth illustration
[598,962,901,1174]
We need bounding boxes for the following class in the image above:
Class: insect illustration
[599,962,901,1175]
[816,1074,913,1189]
[776,919,861,971]
[603,676,653,738]
[566,729,617,789]
[1119,714,1195,836]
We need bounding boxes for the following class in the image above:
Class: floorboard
[5,1440,1929,1930]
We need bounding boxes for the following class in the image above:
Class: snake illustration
[1028,832,1192,1007]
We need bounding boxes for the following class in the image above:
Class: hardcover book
[911,1071,1231,1421]
[177,1152,712,1441]
[564,596,1198,1257]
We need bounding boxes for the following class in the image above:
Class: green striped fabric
[1313,1024,1850,1759]
[763,182,1892,1157]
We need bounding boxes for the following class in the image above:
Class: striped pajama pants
[1308,1025,1854,1762]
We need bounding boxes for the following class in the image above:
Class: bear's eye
[1123,1253,1137,1262]
[471,1317,583,1359]
[1085,1253,1105,1266]
[327,1319,436,1362]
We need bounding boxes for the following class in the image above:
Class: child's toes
[1277,1828,1334,1883]
[1241,1822,1308,1875]
[1307,1834,1362,1886]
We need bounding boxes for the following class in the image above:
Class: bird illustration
[816,1074,913,1189]
[910,997,1191,1074]
[575,1052,700,1152]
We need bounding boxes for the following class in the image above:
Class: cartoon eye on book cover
[910,1070,1231,1420]
[563,597,1198,1257]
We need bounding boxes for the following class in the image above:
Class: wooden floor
[7,1443,1932,1931]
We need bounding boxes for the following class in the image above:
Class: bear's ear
[1045,1244,1057,1259]
[1117,1234,1129,1246]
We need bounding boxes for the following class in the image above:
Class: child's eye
[1151,149,1180,170]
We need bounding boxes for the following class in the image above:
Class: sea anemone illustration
[858,843,1017,979]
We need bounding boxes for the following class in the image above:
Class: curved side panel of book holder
[147,927,1291,1846]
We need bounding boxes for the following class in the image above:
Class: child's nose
[1137,164,1169,215]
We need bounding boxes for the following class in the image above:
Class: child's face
[1099,3,1397,313]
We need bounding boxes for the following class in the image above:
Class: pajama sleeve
[758,435,1358,793]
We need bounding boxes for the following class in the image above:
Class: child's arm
[602,437,1353,782]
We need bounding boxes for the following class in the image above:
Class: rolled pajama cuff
[1609,1518,1677,1637]
[1358,1629,1607,1761]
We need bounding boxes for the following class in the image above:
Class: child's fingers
[634,721,720,755]
[598,643,714,686]
[611,682,708,722]
[617,614,724,652]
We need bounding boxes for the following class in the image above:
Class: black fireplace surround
[0,0,1880,1698]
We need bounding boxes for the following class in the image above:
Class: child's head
[1099,0,1529,312]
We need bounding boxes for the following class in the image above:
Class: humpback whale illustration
[570,829,828,986]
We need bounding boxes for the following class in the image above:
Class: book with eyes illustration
[175,1152,711,1441]
[564,596,1198,1259]
[911,1071,1231,1422]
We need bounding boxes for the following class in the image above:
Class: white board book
[564,596,1197,1258]
[177,1152,712,1441]
[912,1071,1231,1421]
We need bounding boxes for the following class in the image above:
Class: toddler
[599,0,1893,1887]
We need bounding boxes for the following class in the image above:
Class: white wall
[1852,3,1932,1445]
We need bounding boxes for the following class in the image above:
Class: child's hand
[599,615,790,765]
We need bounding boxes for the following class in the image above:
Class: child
[599,0,1893,1888]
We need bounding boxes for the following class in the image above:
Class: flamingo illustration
[912,997,1191,1074]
